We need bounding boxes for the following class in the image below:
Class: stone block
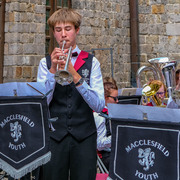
[8,22,21,33]
[169,14,180,23]
[16,66,22,78]
[34,14,45,23]
[5,33,20,43]
[178,37,180,45]
[9,43,23,54]
[19,3,27,12]
[146,35,159,44]
[23,44,36,54]
[148,24,165,34]
[152,5,165,14]
[34,5,46,14]
[23,66,32,78]
[21,23,31,33]
[139,23,148,34]
[166,23,180,35]
[9,2,20,12]
[26,3,35,12]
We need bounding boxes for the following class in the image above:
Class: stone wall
[137,0,180,87]
[74,0,131,88]
[2,0,180,88]
[138,0,180,66]
[3,0,46,82]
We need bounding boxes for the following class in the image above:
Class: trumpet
[58,40,66,60]
[55,41,73,86]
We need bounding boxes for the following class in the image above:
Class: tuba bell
[136,57,177,98]
[136,57,170,88]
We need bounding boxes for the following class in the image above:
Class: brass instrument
[136,57,177,97]
[162,62,176,97]
[55,41,73,86]
[136,57,180,107]
[136,57,170,88]
[142,83,165,107]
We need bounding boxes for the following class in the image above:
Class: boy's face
[53,22,79,50]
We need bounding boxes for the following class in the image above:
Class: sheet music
[0,82,46,96]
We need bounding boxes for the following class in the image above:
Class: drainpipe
[0,0,5,83]
[129,0,140,87]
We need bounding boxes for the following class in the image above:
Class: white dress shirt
[37,45,105,113]
[94,111,111,151]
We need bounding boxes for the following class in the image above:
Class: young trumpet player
[37,8,105,180]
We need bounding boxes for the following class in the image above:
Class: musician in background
[166,69,180,108]
[94,80,118,170]
[144,80,167,106]
[103,76,117,86]
[175,69,180,90]
[37,8,105,180]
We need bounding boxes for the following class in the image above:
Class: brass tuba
[136,57,170,87]
[137,57,178,107]
[136,57,177,97]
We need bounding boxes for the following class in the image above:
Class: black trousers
[42,133,97,180]
[101,151,111,171]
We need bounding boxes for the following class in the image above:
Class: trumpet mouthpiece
[62,40,66,51]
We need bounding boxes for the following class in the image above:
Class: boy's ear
[76,27,80,34]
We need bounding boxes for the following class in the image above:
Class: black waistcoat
[46,51,96,142]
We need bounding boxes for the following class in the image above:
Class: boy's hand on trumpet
[67,60,81,84]
[49,48,68,74]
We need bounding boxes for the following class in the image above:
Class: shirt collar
[72,45,81,55]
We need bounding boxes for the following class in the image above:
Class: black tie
[72,52,78,57]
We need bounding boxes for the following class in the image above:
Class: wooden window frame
[0,0,5,83]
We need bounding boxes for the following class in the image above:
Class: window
[0,0,5,83]
[46,0,72,55]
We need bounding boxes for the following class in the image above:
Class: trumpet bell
[55,70,73,86]
[55,46,73,86]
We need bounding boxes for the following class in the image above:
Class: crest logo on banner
[138,148,155,171]
[109,119,180,180]
[0,97,51,179]
[10,121,22,142]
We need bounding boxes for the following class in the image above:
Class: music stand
[107,104,180,180]
[120,88,137,96]
[117,95,142,105]
[0,82,51,179]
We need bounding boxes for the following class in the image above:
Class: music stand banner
[0,96,51,179]
[107,104,180,180]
